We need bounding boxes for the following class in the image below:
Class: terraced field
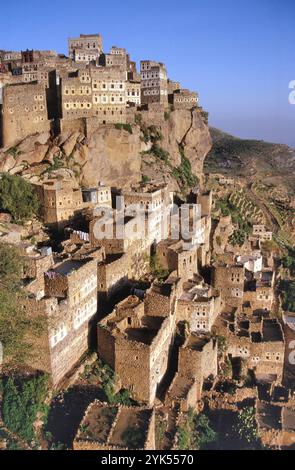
[229,190,265,224]
[251,182,295,245]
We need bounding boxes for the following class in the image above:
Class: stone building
[89,211,147,255]
[34,179,83,228]
[252,224,273,241]
[61,72,93,120]
[156,239,199,281]
[121,182,173,211]
[167,79,180,95]
[140,60,168,105]
[21,49,58,63]
[23,254,98,385]
[1,82,50,148]
[68,34,103,63]
[220,311,285,384]
[126,80,141,106]
[60,65,128,124]
[236,254,263,273]
[97,295,175,404]
[177,276,221,332]
[243,269,275,312]
[166,334,217,411]
[257,401,295,449]
[169,89,198,109]
[144,275,182,318]
[120,183,173,243]
[73,401,155,450]
[90,66,127,123]
[82,184,112,206]
[213,264,245,306]
[100,46,129,71]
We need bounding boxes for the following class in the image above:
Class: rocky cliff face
[0,107,211,192]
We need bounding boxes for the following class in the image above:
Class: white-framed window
[50,324,67,348]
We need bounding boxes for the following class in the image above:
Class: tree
[0,173,39,223]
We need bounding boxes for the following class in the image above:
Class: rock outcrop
[0,107,212,192]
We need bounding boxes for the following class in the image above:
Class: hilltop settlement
[0,33,295,451]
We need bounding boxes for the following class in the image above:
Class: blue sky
[1,0,295,146]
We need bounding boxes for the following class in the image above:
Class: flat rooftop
[125,316,164,345]
[77,403,118,444]
[168,373,195,399]
[257,402,281,430]
[184,333,211,352]
[108,408,151,449]
[75,402,152,449]
[282,408,295,431]
[51,259,88,276]
[262,319,283,342]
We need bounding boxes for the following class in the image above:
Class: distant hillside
[205,128,295,182]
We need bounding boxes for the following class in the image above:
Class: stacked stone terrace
[73,401,155,450]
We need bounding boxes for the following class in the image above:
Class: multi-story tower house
[61,71,93,120]
[97,295,175,405]
[100,46,129,71]
[126,80,141,106]
[1,51,22,63]
[21,49,57,63]
[169,89,199,109]
[90,66,127,123]
[34,179,83,228]
[140,60,168,105]
[213,264,245,306]
[68,34,103,63]
[23,255,98,386]
[1,82,50,148]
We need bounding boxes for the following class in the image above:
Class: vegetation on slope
[0,243,45,366]
[139,119,199,193]
[205,127,295,180]
[1,373,49,443]
[215,197,252,246]
[0,173,39,224]
[175,408,217,450]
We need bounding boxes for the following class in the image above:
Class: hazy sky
[1,0,295,146]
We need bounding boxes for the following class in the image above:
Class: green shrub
[176,409,217,450]
[2,374,49,442]
[0,243,45,365]
[0,173,39,223]
[172,146,199,189]
[114,123,133,134]
[234,407,259,447]
[279,279,295,312]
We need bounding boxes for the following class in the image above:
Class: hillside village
[0,33,295,451]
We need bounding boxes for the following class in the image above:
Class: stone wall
[2,82,50,148]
